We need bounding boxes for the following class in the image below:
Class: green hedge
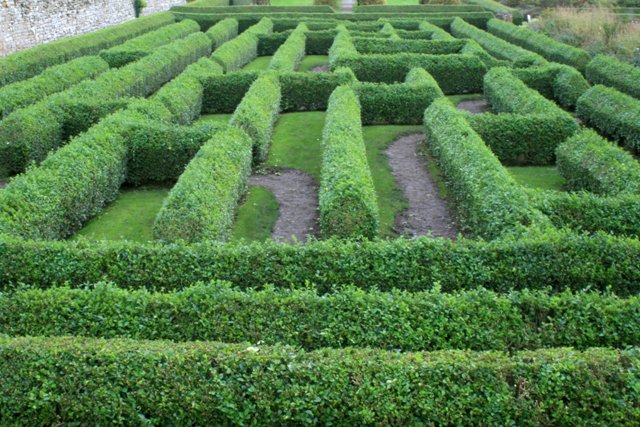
[153,126,252,243]
[173,5,334,13]
[465,0,523,24]
[576,85,640,154]
[424,98,551,238]
[0,336,638,425]
[328,26,357,68]
[229,73,281,163]
[211,18,273,71]
[352,38,466,54]
[486,19,591,72]
[512,63,590,110]
[354,4,485,12]
[419,20,455,40]
[6,283,640,352]
[320,86,379,239]
[269,24,308,71]
[279,68,356,111]
[556,129,640,195]
[0,12,174,87]
[205,17,239,49]
[202,71,258,113]
[450,17,546,68]
[355,68,444,124]
[0,56,109,118]
[305,29,337,54]
[586,55,640,100]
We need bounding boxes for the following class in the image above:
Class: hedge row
[173,5,334,13]
[556,129,640,195]
[0,12,174,87]
[576,84,640,154]
[211,17,273,71]
[355,68,444,124]
[424,98,551,238]
[352,38,466,55]
[0,336,638,425]
[320,86,379,239]
[354,4,485,12]
[450,17,546,68]
[205,18,238,50]
[0,33,212,175]
[465,0,524,24]
[6,283,640,352]
[486,19,591,72]
[99,20,200,68]
[511,63,590,110]
[419,20,455,40]
[269,24,308,71]
[229,73,281,163]
[0,56,109,118]
[586,54,640,99]
[328,26,357,68]
[153,126,252,243]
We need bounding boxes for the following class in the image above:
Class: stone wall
[0,0,186,57]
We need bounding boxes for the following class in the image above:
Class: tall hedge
[205,18,239,49]
[320,86,379,239]
[153,126,253,243]
[269,24,308,72]
[512,63,590,110]
[211,18,273,71]
[586,54,640,100]
[352,38,466,55]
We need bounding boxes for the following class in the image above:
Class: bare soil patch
[457,99,490,114]
[312,64,329,73]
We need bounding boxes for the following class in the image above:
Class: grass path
[298,55,329,72]
[507,166,565,191]
[243,56,272,71]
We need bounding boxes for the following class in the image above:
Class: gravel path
[457,99,490,114]
[341,0,355,12]
[386,134,458,239]
[249,169,318,243]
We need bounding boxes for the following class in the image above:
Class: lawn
[243,56,273,71]
[72,186,169,242]
[447,93,485,106]
[298,55,329,72]
[231,185,279,242]
[196,113,232,125]
[507,166,565,191]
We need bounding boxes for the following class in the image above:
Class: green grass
[243,56,273,71]
[362,125,423,238]
[508,166,565,191]
[196,114,232,125]
[298,55,329,72]
[72,186,169,243]
[231,185,279,242]
[447,94,485,106]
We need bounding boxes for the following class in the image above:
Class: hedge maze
[1,3,640,424]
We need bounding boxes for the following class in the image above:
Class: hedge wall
[354,5,485,12]
[0,12,174,87]
[352,38,466,55]
[153,126,252,243]
[0,56,109,118]
[269,24,308,71]
[465,0,524,24]
[512,63,590,110]
[0,336,637,425]
[205,18,239,50]
[211,18,273,71]
[320,86,379,239]
[586,54,640,100]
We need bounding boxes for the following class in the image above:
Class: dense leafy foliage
[586,54,640,100]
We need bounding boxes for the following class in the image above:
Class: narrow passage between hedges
[249,169,318,242]
[386,134,458,239]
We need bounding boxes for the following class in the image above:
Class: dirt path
[0,180,7,189]
[457,99,490,114]
[386,134,458,239]
[249,169,318,243]
[312,64,329,73]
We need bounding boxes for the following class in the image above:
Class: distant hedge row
[269,24,308,72]
[511,63,590,110]
[586,54,640,99]
[211,18,272,71]
[205,18,238,49]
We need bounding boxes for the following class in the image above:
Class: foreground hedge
[4,283,640,352]
[153,126,252,243]
[320,86,379,239]
[0,12,174,87]
[0,336,638,425]
[586,54,640,99]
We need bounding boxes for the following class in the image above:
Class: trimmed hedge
[173,5,334,13]
[512,63,590,110]
[465,0,523,24]
[354,4,485,12]
[6,283,640,352]
[230,73,281,163]
[320,86,379,239]
[355,67,444,124]
[211,18,273,71]
[353,38,466,54]
[419,20,455,40]
[576,85,640,154]
[0,336,638,425]
[279,67,356,111]
[0,12,174,87]
[424,98,551,238]
[556,129,640,195]
[328,26,358,68]
[205,18,239,49]
[450,18,546,67]
[0,56,109,118]
[153,126,252,243]
[269,24,308,71]
[586,55,640,99]
[486,19,591,72]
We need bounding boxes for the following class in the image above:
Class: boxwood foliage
[586,54,640,100]
[556,129,640,195]
[450,18,546,68]
[320,86,379,239]
[6,283,640,352]
[99,20,200,68]
[486,18,592,72]
[153,126,252,243]
[419,20,455,40]
[0,33,212,175]
[229,73,281,163]
[355,68,444,124]
[354,4,485,12]
[205,18,238,49]
[0,12,174,87]
[211,18,273,72]
[466,0,524,24]
[353,38,466,55]
[269,24,308,72]
[576,85,640,154]
[512,63,590,110]
[328,26,358,68]
[424,98,552,239]
[0,56,109,118]
[0,336,638,425]
[258,30,293,55]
